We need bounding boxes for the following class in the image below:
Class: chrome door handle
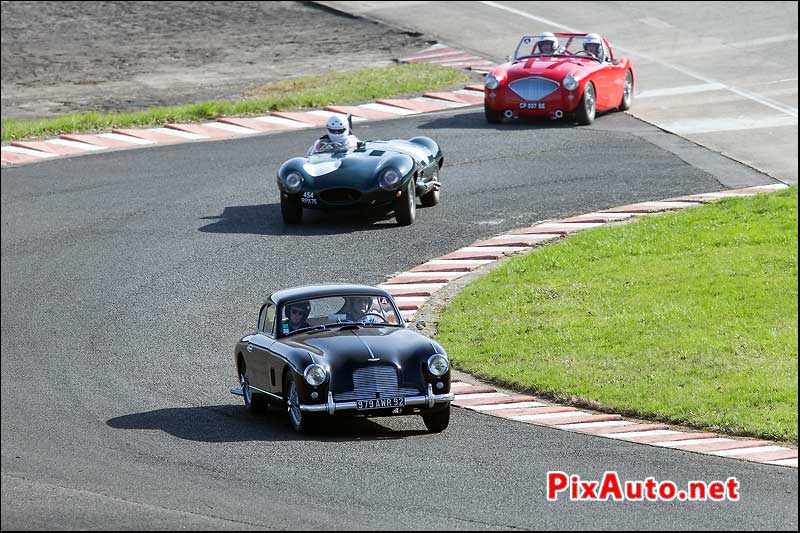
[247,344,254,352]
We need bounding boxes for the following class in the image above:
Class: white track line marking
[535,222,605,230]
[424,259,496,265]
[658,115,797,135]
[459,246,530,253]
[637,83,727,99]
[360,103,419,116]
[471,401,548,411]
[378,283,448,291]
[307,110,367,122]
[652,438,734,447]
[766,458,798,467]
[512,411,590,421]
[712,445,791,457]
[98,132,155,145]
[149,127,207,140]
[479,0,797,118]
[414,97,469,108]
[204,122,260,134]
[450,382,474,389]
[606,430,683,439]
[455,392,507,400]
[46,138,105,151]
[253,116,311,128]
[2,146,58,158]
[556,421,636,429]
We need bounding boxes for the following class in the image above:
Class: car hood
[503,57,602,82]
[285,327,437,364]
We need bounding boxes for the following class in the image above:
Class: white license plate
[356,397,406,410]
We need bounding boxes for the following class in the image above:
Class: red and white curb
[399,43,496,74]
[379,183,797,468]
[1,89,484,168]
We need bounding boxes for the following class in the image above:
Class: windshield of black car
[278,294,402,337]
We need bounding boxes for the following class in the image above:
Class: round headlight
[563,73,578,91]
[304,364,327,387]
[283,171,303,193]
[427,354,449,377]
[378,168,402,190]
[485,74,500,90]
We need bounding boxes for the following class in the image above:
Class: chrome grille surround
[334,365,420,402]
[508,76,560,101]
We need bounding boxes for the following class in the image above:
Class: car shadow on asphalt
[198,203,413,236]
[106,404,429,442]
[417,109,602,130]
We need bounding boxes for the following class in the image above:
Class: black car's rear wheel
[419,169,440,207]
[285,373,317,433]
[240,361,267,413]
[575,82,596,126]
[281,194,303,224]
[485,102,502,124]
[394,179,417,226]
[422,405,450,433]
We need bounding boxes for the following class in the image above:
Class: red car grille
[509,77,560,101]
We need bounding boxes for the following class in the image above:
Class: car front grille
[334,365,420,402]
[508,77,560,101]
[319,188,361,204]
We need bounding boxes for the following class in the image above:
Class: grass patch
[438,187,798,442]
[1,63,469,142]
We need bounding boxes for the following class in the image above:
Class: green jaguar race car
[276,136,443,226]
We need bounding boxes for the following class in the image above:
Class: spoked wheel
[421,405,450,433]
[285,373,316,433]
[419,169,440,207]
[575,82,596,126]
[240,362,266,413]
[393,179,417,226]
[619,70,633,111]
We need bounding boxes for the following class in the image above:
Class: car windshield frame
[310,140,349,155]
[277,293,404,338]
[513,34,605,63]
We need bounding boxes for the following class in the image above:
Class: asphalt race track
[2,102,797,529]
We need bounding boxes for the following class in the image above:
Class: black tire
[285,373,316,433]
[239,360,267,414]
[419,169,440,207]
[281,194,303,224]
[618,70,633,111]
[422,405,450,433]
[485,102,502,124]
[575,82,596,126]
[393,179,416,226]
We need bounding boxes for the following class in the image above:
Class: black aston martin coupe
[231,284,454,433]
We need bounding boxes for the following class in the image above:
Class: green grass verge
[1,63,469,142]
[438,187,798,442]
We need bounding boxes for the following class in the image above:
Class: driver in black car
[282,301,311,334]
[344,296,381,323]
[307,115,359,155]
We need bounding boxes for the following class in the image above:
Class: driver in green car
[307,115,359,155]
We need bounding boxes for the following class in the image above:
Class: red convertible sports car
[484,33,634,125]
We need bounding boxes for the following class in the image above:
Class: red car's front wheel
[575,82,596,126]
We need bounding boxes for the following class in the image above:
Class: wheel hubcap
[240,371,251,406]
[586,86,595,116]
[624,74,632,102]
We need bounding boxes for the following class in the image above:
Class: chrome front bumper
[300,384,454,415]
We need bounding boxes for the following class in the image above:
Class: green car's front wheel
[281,194,303,224]
[394,179,417,226]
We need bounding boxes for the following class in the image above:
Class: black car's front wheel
[240,361,267,413]
[394,179,417,226]
[422,405,450,433]
[285,373,317,433]
[281,194,303,224]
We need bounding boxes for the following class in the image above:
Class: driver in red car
[583,33,605,61]
[307,115,359,155]
[533,32,560,55]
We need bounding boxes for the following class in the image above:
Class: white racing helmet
[583,33,603,58]
[326,115,349,143]
[536,32,559,53]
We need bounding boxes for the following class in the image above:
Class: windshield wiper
[288,324,328,336]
